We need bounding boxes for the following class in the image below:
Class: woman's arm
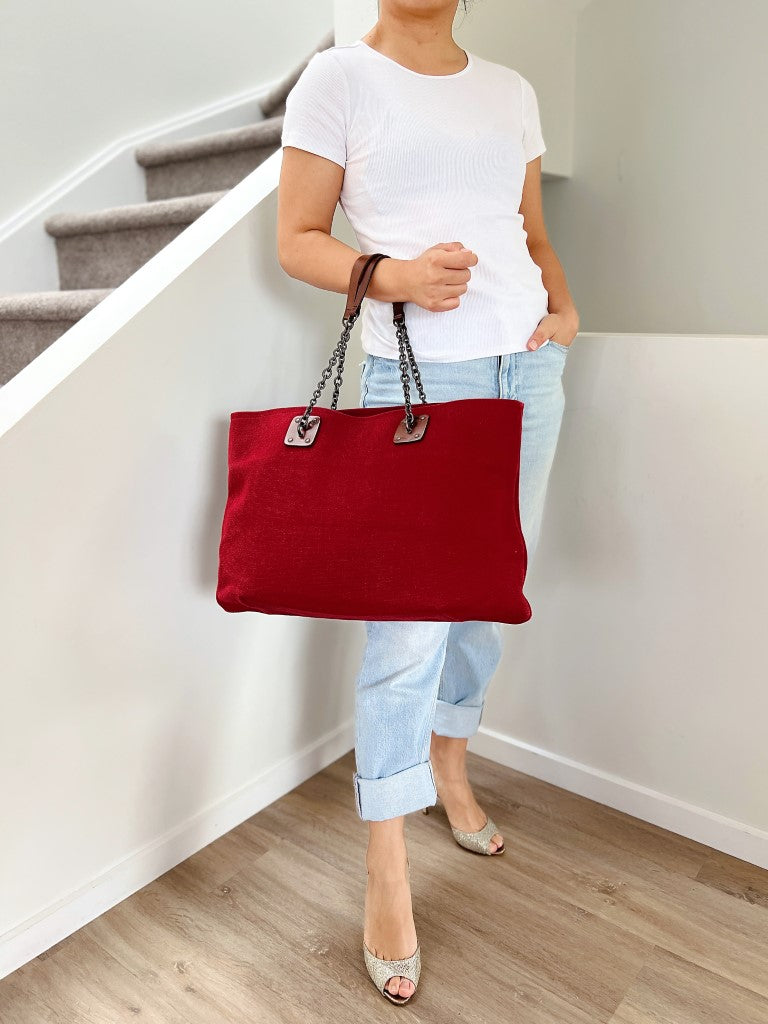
[277,146,407,302]
[518,156,580,349]
[277,147,476,312]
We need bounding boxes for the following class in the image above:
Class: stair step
[3,31,335,387]
[136,117,283,166]
[0,289,112,386]
[44,190,228,238]
[259,27,336,119]
[135,116,283,200]
[0,288,112,320]
[43,190,228,289]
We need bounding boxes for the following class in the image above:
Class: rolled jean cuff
[432,698,484,738]
[353,760,437,821]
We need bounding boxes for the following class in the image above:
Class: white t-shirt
[281,40,550,362]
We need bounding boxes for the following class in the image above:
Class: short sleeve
[519,73,546,162]
[281,50,348,169]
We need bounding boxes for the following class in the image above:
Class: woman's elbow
[277,236,299,277]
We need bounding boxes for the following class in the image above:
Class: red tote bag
[216,252,532,624]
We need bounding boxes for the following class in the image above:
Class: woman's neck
[362,19,467,77]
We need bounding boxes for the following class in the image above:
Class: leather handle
[344,252,405,323]
[290,250,426,439]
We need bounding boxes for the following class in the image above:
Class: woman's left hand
[526,310,579,351]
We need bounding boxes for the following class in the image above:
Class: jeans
[352,339,571,820]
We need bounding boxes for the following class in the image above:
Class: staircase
[0,29,334,388]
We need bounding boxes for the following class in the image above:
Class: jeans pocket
[548,340,571,355]
[359,356,373,407]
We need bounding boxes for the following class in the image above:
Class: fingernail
[529,341,538,349]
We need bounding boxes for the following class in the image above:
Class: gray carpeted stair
[0,289,112,382]
[45,190,229,290]
[0,28,335,387]
[136,117,284,201]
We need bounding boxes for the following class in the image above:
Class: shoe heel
[422,795,439,815]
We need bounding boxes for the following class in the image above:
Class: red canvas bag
[216,252,532,623]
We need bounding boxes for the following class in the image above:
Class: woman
[277,0,579,1006]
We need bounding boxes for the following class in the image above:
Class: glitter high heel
[422,796,505,855]
[363,941,421,1004]
[362,856,421,1004]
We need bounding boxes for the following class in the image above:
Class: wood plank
[610,945,768,1024]
[1,747,766,1023]
[696,849,768,907]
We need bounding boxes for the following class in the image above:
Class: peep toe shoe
[362,857,421,1004]
[422,796,505,856]
[363,940,421,1005]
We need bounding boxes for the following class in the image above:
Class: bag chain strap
[395,315,427,431]
[296,278,428,439]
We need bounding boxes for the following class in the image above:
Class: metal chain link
[396,322,414,431]
[395,319,429,432]
[296,305,428,439]
[295,314,357,438]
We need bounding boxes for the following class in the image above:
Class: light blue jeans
[352,339,571,820]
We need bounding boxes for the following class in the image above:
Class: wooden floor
[3,750,768,1023]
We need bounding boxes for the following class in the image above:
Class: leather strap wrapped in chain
[295,253,428,438]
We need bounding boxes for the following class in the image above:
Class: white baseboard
[469,726,768,870]
[5,720,764,982]
[0,720,355,982]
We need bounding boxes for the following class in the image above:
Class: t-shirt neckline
[354,39,473,79]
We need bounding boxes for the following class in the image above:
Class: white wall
[0,0,333,226]
[473,332,768,865]
[2,155,767,979]
[4,314,767,981]
[542,0,768,335]
[0,158,365,976]
[3,0,767,979]
[334,0,581,177]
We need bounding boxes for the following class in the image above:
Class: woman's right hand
[388,242,478,313]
